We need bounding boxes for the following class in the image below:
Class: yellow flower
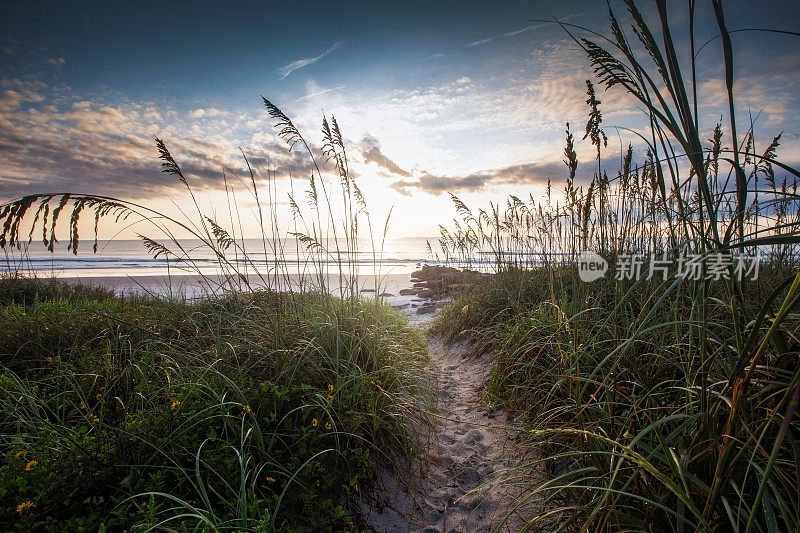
[14,450,27,460]
[327,384,334,392]
[16,501,35,515]
[80,401,86,410]
[88,413,100,423]
[25,460,37,472]
[354,483,359,492]
[96,393,102,401]
[311,418,318,427]
[325,422,332,430]
[326,395,333,403]
[170,400,181,411]
[266,476,276,484]
[242,405,252,413]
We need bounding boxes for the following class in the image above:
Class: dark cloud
[237,146,324,180]
[392,173,488,195]
[359,134,411,177]
[391,160,568,195]
[0,129,321,200]
[0,132,210,199]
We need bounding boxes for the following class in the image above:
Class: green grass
[434,264,800,531]
[429,2,800,530]
[0,276,431,531]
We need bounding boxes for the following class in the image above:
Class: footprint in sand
[360,327,536,533]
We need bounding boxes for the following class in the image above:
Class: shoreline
[28,265,481,323]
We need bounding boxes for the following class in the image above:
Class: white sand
[58,271,413,300]
[358,320,540,531]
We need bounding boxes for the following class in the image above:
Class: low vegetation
[0,275,430,531]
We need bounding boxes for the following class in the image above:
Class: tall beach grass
[434,1,800,531]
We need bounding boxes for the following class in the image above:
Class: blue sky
[1,0,799,237]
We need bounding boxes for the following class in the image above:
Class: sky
[1,0,799,239]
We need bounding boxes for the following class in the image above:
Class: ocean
[1,237,438,277]
[1,237,442,301]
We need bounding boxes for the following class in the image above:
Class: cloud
[497,14,585,41]
[278,41,344,80]
[392,173,488,195]
[466,16,579,48]
[0,83,321,200]
[1,37,16,55]
[359,134,411,177]
[0,125,312,200]
[695,53,800,127]
[468,38,493,47]
[380,75,476,124]
[187,107,222,119]
[296,85,344,102]
[505,23,549,37]
[45,57,66,67]
[556,13,583,22]
[422,53,444,61]
[391,160,567,195]
[0,88,44,113]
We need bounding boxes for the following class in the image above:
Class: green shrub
[0,278,430,531]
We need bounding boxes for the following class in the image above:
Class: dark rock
[411,265,460,281]
[417,303,441,314]
[399,287,422,296]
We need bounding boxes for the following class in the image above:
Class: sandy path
[360,329,530,532]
